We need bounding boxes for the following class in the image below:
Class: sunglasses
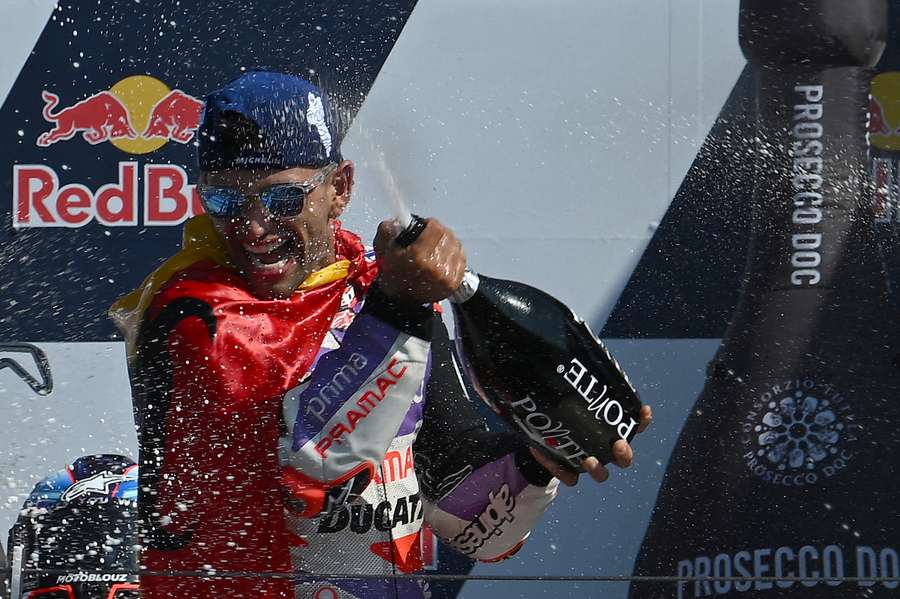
[197,163,337,219]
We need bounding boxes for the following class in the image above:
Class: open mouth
[242,235,298,273]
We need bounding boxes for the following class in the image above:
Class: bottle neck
[449,270,480,304]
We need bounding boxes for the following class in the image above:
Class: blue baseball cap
[198,70,342,171]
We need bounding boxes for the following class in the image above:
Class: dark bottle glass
[630,1,900,597]
[449,271,643,469]
[395,217,643,469]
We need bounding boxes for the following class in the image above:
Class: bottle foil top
[450,270,480,304]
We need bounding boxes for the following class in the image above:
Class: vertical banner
[630,1,900,597]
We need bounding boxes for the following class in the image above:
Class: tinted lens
[260,185,306,217]
[198,186,248,218]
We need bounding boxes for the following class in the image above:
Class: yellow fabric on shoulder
[109,214,350,354]
[296,258,349,291]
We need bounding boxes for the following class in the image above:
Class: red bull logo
[870,72,900,225]
[15,75,206,228]
[870,72,900,152]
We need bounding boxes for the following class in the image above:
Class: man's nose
[243,200,275,239]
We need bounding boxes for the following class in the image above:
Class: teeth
[243,238,286,255]
[251,255,290,270]
[247,253,292,272]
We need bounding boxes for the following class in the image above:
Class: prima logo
[742,379,859,487]
[300,352,369,424]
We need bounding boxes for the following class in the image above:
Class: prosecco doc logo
[741,379,859,487]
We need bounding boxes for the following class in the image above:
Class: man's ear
[329,160,354,219]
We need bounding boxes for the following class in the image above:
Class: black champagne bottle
[630,1,900,597]
[395,218,643,469]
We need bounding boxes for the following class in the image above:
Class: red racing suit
[111,216,559,599]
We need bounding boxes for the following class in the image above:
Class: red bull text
[13,163,203,228]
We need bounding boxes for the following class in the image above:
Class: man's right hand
[373,217,467,305]
[529,404,653,487]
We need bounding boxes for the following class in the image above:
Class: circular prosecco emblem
[741,379,858,486]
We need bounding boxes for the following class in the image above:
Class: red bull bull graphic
[17,75,206,228]
[142,89,205,144]
[37,91,137,147]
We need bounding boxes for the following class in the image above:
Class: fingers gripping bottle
[396,218,643,469]
[630,1,900,597]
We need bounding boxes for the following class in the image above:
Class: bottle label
[557,357,639,440]
[739,378,861,487]
[508,395,590,464]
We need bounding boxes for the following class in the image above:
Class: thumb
[374,219,401,258]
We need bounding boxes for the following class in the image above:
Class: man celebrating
[111,70,650,598]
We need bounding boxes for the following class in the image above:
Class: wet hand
[374,217,467,305]
[530,404,653,487]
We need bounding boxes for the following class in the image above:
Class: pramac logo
[741,379,860,487]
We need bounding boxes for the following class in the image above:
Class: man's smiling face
[201,162,353,300]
